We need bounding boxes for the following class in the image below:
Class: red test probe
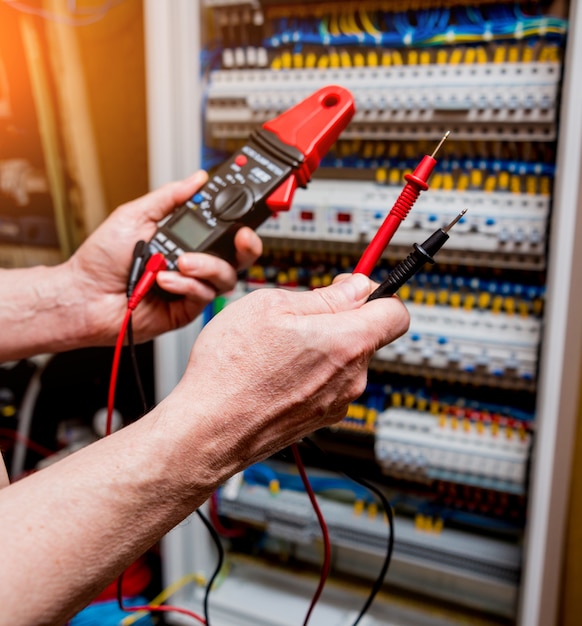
[354,131,450,276]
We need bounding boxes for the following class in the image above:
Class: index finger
[234,227,263,271]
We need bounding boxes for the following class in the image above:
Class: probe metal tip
[443,208,467,233]
[430,130,451,158]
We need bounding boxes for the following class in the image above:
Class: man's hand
[67,171,262,345]
[161,273,410,482]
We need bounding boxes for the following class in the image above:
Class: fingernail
[178,254,199,272]
[184,170,207,186]
[337,273,370,301]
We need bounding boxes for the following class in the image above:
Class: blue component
[244,462,279,485]
[527,286,540,299]
[428,214,438,222]
[411,333,421,342]
[70,597,154,626]
[192,192,204,204]
[485,218,496,226]
[438,336,448,345]
[202,302,214,327]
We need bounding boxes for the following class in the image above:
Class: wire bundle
[266,5,567,50]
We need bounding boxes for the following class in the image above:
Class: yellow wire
[359,7,381,37]
[420,50,431,65]
[392,50,403,65]
[340,50,352,67]
[522,45,534,63]
[347,8,361,37]
[476,46,488,63]
[353,50,365,67]
[367,49,379,66]
[449,48,463,65]
[329,9,340,37]
[339,10,352,36]
[121,573,205,626]
[305,51,317,68]
[464,47,476,64]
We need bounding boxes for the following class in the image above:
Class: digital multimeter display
[167,210,213,249]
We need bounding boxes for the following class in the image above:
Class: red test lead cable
[354,131,450,277]
[105,252,208,624]
[106,252,167,438]
[291,443,331,626]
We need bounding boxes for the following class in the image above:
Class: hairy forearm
[0,262,90,360]
[0,401,224,626]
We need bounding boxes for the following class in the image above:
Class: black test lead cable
[302,437,394,626]
[367,209,467,302]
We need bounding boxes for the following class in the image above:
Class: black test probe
[367,209,467,301]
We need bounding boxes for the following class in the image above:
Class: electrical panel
[145,1,582,625]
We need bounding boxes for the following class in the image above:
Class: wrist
[0,261,90,360]
[149,393,247,502]
[64,254,124,348]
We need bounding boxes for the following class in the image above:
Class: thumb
[293,273,373,315]
[127,170,209,224]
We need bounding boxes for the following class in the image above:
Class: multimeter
[147,85,355,267]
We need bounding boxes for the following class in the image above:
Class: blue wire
[243,463,373,502]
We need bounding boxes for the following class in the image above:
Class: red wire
[120,604,206,624]
[106,307,132,437]
[0,427,54,459]
[209,491,246,538]
[291,443,331,626]
[117,569,206,625]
